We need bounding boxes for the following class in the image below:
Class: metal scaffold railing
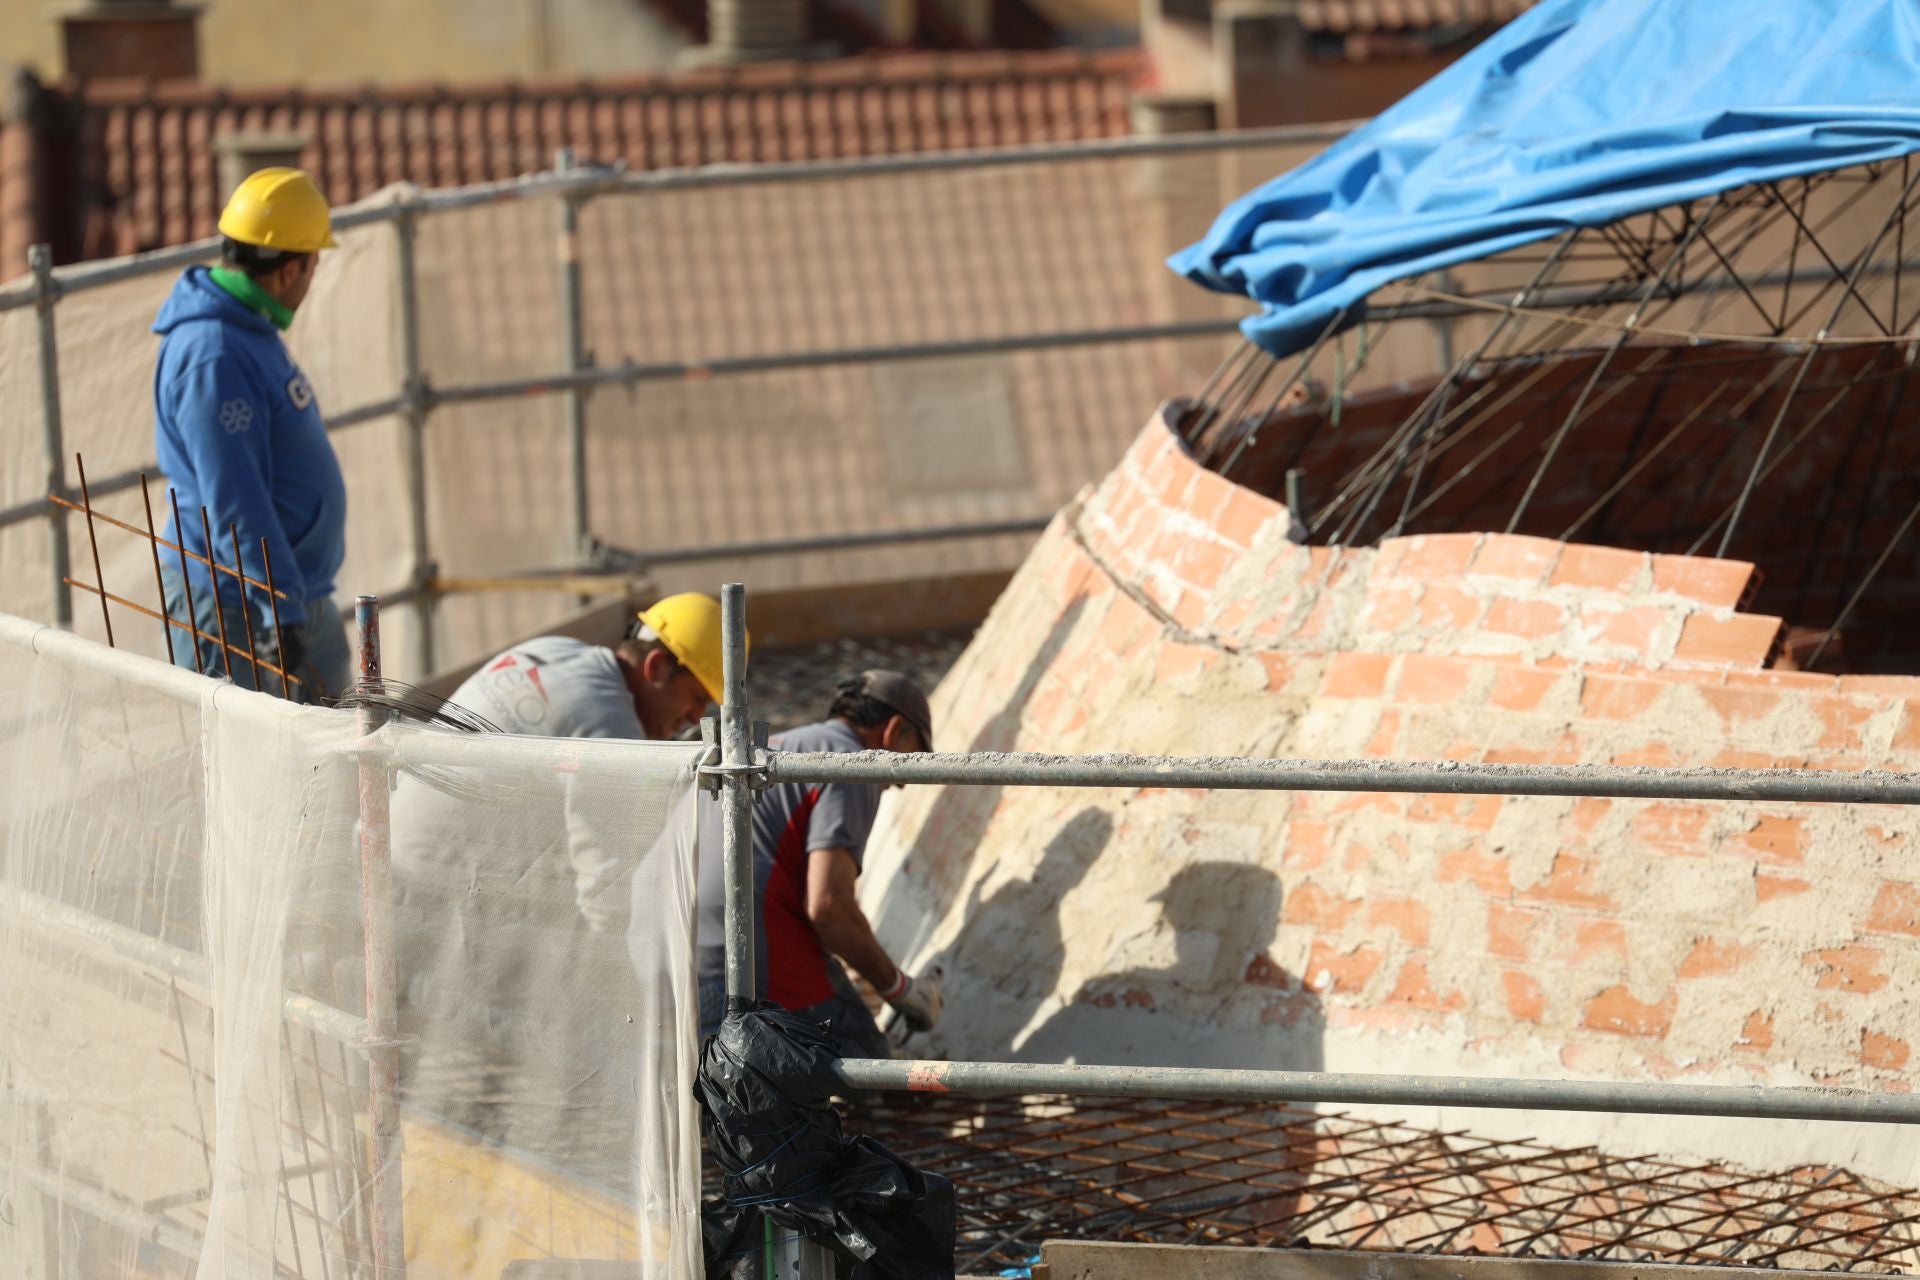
[0,121,1363,678]
[701,581,1920,1130]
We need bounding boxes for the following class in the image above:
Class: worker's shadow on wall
[871,595,1092,958]
[926,806,1114,1056]
[1015,859,1324,1074]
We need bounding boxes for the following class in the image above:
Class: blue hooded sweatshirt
[154,267,346,627]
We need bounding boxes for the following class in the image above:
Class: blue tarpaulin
[1173,0,1920,358]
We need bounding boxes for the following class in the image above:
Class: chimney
[62,1,201,81]
[213,131,311,203]
[682,0,813,65]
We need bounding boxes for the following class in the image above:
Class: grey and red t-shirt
[694,719,882,1009]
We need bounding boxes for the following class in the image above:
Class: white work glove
[881,966,943,1034]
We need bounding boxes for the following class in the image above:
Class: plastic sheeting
[1174,0,1920,356]
[0,613,704,1278]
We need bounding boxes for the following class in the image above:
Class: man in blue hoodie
[154,167,349,702]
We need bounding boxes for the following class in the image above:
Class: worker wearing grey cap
[693,669,941,1058]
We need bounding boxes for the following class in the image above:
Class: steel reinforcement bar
[831,1058,1920,1124]
[766,748,1920,805]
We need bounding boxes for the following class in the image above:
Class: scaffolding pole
[833,1058,1920,1124]
[30,244,71,627]
[767,748,1920,804]
[352,596,406,1277]
[392,205,436,676]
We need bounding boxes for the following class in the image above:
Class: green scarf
[209,265,295,332]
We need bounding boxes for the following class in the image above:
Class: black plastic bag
[697,1000,956,1279]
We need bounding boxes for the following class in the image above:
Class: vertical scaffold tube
[720,582,756,1006]
[353,596,406,1276]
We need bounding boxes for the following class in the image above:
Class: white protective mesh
[0,613,703,1278]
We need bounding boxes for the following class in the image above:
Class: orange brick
[1366,897,1432,947]
[1862,1030,1911,1070]
[1737,813,1806,865]
[1631,802,1712,855]
[1808,697,1874,752]
[1471,534,1562,583]
[1183,467,1235,521]
[1365,709,1402,756]
[1171,588,1211,633]
[1487,903,1547,960]
[1283,881,1362,930]
[1590,605,1667,653]
[1651,554,1754,608]
[1396,533,1481,582]
[1489,665,1560,712]
[1611,743,1676,767]
[1503,970,1547,1023]
[1484,597,1567,642]
[1521,853,1615,910]
[1320,651,1394,699]
[1678,937,1758,979]
[1735,1010,1774,1052]
[1806,944,1889,995]
[1439,845,1512,896]
[1387,957,1466,1012]
[1837,674,1920,696]
[1364,583,1418,632]
[1419,584,1484,630]
[1724,669,1837,691]
[1304,939,1385,994]
[1551,544,1647,592]
[1580,675,1665,720]
[1568,797,1611,839]
[1865,881,1920,936]
[1176,539,1235,594]
[1894,701,1920,753]
[1396,653,1472,704]
[1218,489,1281,548]
[1672,612,1782,667]
[1562,919,1628,963]
[1258,652,1299,693]
[1096,590,1154,657]
[1699,686,1781,727]
[1583,985,1678,1039]
[1283,820,1335,871]
[1407,792,1503,830]
[1156,642,1216,684]
[1755,873,1811,903]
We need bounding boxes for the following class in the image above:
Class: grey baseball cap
[856,668,934,749]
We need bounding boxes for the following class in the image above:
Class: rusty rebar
[167,488,205,673]
[139,475,174,658]
[197,506,233,681]
[74,453,113,647]
[228,523,262,692]
[259,536,292,699]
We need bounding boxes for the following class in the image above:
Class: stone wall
[860,408,1920,1180]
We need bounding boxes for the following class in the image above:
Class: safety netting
[0,612,704,1278]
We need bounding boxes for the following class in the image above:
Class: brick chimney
[62,0,201,81]
[683,0,812,64]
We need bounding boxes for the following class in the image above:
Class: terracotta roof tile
[59,49,1139,259]
[1297,0,1535,31]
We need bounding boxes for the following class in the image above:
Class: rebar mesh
[841,1094,1920,1274]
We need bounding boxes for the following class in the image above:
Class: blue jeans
[162,569,350,705]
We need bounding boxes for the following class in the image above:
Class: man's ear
[881,714,909,751]
[640,646,675,687]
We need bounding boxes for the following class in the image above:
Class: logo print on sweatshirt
[286,373,314,412]
[218,398,253,434]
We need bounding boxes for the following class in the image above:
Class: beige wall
[0,0,688,84]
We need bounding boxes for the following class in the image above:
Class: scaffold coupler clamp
[697,716,773,794]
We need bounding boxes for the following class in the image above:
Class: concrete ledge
[1034,1245,1834,1280]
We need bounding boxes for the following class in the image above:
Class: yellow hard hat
[635,593,745,704]
[218,167,339,253]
